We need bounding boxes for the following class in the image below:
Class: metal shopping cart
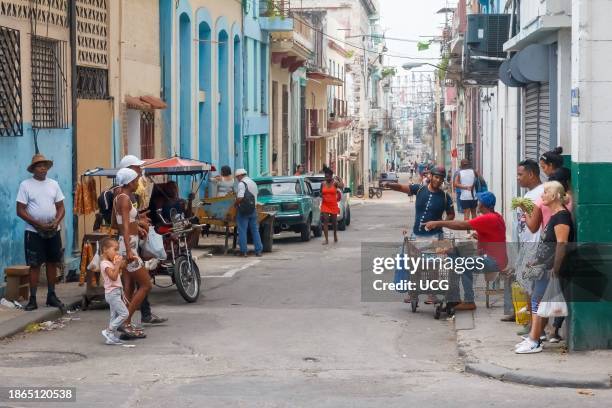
[404,234,460,319]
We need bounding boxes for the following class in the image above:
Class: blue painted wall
[179,12,193,157]
[233,34,243,169]
[218,29,230,168]
[198,20,212,163]
[0,126,74,293]
[243,8,270,178]
[159,0,173,156]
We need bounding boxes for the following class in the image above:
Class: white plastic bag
[141,226,167,260]
[87,241,101,272]
[537,278,568,317]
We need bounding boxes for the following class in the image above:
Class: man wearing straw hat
[16,154,66,311]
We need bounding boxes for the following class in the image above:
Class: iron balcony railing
[259,0,291,18]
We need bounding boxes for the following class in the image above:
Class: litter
[122,344,136,348]
[1,298,16,309]
[577,389,594,396]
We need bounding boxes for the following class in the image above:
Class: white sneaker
[102,329,122,345]
[144,258,159,271]
[515,338,529,349]
[515,340,543,354]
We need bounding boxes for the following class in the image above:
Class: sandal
[123,324,146,339]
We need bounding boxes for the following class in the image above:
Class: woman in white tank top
[454,159,478,221]
[114,168,151,339]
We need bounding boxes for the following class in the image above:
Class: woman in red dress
[320,167,343,245]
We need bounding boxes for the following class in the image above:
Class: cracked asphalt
[0,185,611,407]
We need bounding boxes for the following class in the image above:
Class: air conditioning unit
[463,14,510,85]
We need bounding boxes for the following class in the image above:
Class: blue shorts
[531,276,549,313]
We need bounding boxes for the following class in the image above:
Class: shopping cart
[404,234,460,319]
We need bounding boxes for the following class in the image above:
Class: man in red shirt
[424,191,507,310]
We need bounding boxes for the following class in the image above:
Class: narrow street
[1,183,610,407]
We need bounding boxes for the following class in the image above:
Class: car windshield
[305,177,325,191]
[257,181,302,196]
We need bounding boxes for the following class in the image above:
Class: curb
[465,362,611,389]
[456,325,611,389]
[0,298,82,341]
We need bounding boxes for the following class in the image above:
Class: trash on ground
[25,322,42,333]
[577,389,594,396]
[122,344,136,348]
[1,298,16,309]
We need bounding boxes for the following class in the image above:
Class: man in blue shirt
[389,166,455,236]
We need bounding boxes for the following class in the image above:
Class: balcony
[270,14,312,72]
[259,0,294,32]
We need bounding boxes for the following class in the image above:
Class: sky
[379,0,454,70]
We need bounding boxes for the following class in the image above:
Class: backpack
[97,188,115,225]
[474,174,488,193]
[238,181,256,215]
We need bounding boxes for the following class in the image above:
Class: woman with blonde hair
[515,181,574,353]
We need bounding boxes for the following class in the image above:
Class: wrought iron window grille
[0,25,23,137]
[31,35,69,129]
[76,65,108,99]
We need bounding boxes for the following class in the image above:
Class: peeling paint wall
[0,126,74,294]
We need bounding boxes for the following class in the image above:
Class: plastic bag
[87,241,101,272]
[141,226,167,260]
[537,278,568,318]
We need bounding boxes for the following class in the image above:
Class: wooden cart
[196,194,274,254]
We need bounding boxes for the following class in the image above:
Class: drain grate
[0,351,87,368]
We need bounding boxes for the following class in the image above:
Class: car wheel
[312,219,322,237]
[345,206,351,226]
[338,216,346,231]
[300,216,312,242]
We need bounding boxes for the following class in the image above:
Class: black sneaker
[46,293,65,309]
[24,297,38,311]
[142,314,168,325]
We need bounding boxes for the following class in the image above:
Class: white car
[304,175,351,230]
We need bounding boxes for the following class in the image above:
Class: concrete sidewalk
[454,302,612,388]
[0,282,83,340]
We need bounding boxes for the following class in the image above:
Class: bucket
[511,282,530,325]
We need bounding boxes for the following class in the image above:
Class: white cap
[119,154,145,169]
[116,168,139,186]
[235,168,247,177]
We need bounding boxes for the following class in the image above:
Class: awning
[307,71,343,86]
[140,95,167,109]
[143,157,215,175]
[125,95,167,110]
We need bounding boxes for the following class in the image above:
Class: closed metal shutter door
[524,82,550,161]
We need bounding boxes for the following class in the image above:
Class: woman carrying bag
[515,181,574,354]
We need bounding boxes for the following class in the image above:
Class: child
[100,237,128,345]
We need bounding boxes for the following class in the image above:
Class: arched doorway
[179,13,192,156]
[198,21,212,163]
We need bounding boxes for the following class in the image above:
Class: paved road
[1,184,610,407]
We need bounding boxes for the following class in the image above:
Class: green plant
[381,67,396,79]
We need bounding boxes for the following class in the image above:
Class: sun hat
[116,168,139,186]
[476,191,496,209]
[235,168,247,177]
[27,154,53,173]
[119,155,145,169]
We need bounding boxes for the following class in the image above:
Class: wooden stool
[4,265,30,302]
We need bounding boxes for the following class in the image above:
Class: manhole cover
[303,357,319,363]
[0,351,86,368]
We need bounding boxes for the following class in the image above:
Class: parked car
[304,175,351,231]
[253,176,322,241]
[379,172,399,189]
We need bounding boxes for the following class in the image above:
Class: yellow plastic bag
[512,282,530,325]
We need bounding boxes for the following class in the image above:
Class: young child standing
[100,238,128,345]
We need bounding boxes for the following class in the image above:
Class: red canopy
[142,157,215,175]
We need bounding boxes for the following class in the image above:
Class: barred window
[31,36,69,129]
[76,66,108,99]
[0,26,23,137]
[140,111,154,159]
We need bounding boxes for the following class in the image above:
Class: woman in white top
[114,168,151,339]
[454,159,477,221]
[214,165,235,197]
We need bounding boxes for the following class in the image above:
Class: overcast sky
[379,0,454,70]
